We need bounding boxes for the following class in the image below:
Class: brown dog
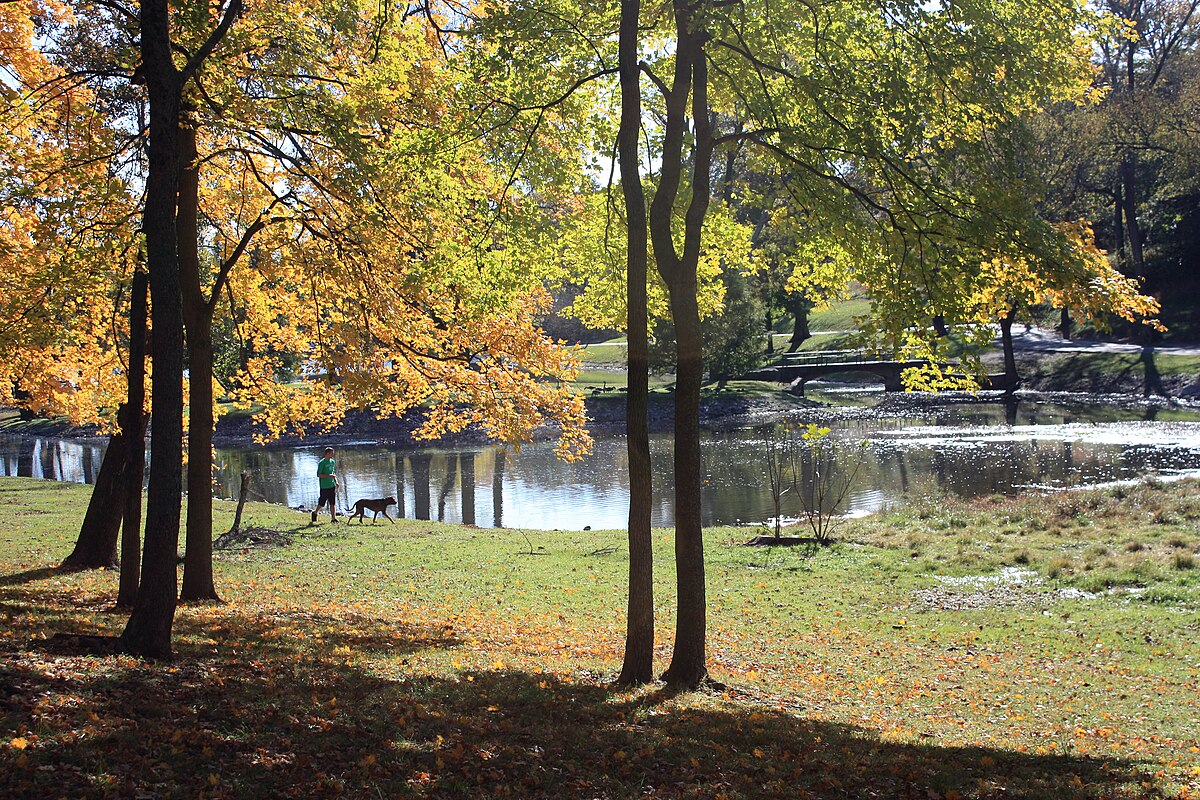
[348,497,397,524]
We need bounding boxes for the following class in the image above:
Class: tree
[616,0,1122,689]
[648,261,765,387]
[526,0,1118,688]
[1,0,143,574]
[7,0,598,625]
[615,0,653,686]
[119,0,244,660]
[117,270,148,609]
[968,222,1162,390]
[1031,1,1200,331]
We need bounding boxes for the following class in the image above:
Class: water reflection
[2,398,1200,531]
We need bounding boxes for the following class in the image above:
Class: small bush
[1125,540,1145,553]
[1046,557,1073,580]
[1173,553,1196,571]
[1151,510,1178,525]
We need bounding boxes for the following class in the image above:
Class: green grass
[807,298,872,332]
[2,476,1200,798]
[576,338,628,366]
[1017,351,1200,393]
[570,367,675,393]
[767,330,857,353]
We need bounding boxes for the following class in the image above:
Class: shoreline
[3,385,1198,451]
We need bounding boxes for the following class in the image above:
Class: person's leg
[316,487,334,522]
[325,487,339,522]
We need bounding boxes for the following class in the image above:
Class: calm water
[3,395,1200,530]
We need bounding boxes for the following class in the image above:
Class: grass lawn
[1017,352,1200,393]
[807,298,873,333]
[2,476,1199,799]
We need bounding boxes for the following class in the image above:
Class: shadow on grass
[1,600,1156,799]
[0,567,63,587]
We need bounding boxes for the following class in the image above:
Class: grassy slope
[2,476,1198,799]
[1017,352,1200,394]
[807,298,873,332]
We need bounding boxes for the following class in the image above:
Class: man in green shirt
[313,446,339,523]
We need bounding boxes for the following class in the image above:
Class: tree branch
[181,0,244,84]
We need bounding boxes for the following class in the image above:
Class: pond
[3,393,1200,531]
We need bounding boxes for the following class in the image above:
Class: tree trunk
[1141,345,1167,397]
[1057,307,1072,339]
[660,280,707,689]
[1000,314,1019,393]
[16,438,34,477]
[1120,152,1146,277]
[615,0,654,687]
[788,301,811,352]
[117,270,148,609]
[412,453,432,520]
[1113,187,1125,260]
[120,0,184,660]
[651,11,711,690]
[227,472,250,537]
[459,453,474,525]
[180,314,218,602]
[61,430,127,570]
[177,123,221,603]
[395,455,407,520]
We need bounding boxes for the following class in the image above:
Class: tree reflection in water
[3,398,1200,530]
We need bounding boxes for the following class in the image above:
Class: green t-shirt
[317,457,336,489]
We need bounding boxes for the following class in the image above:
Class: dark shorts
[318,486,336,506]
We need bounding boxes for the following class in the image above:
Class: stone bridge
[740,351,932,393]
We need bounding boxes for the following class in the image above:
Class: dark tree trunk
[788,302,811,352]
[226,471,250,537]
[459,453,475,525]
[651,10,711,690]
[491,448,505,527]
[615,0,654,687]
[1120,153,1146,277]
[120,0,184,660]
[660,277,707,689]
[395,455,407,519]
[16,438,34,477]
[178,124,220,602]
[61,431,127,570]
[1057,307,1072,339]
[1141,345,1168,397]
[1113,188,1125,260]
[1000,314,1019,393]
[117,270,148,609]
[412,453,432,521]
[437,454,457,522]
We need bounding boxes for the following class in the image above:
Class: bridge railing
[771,349,889,367]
